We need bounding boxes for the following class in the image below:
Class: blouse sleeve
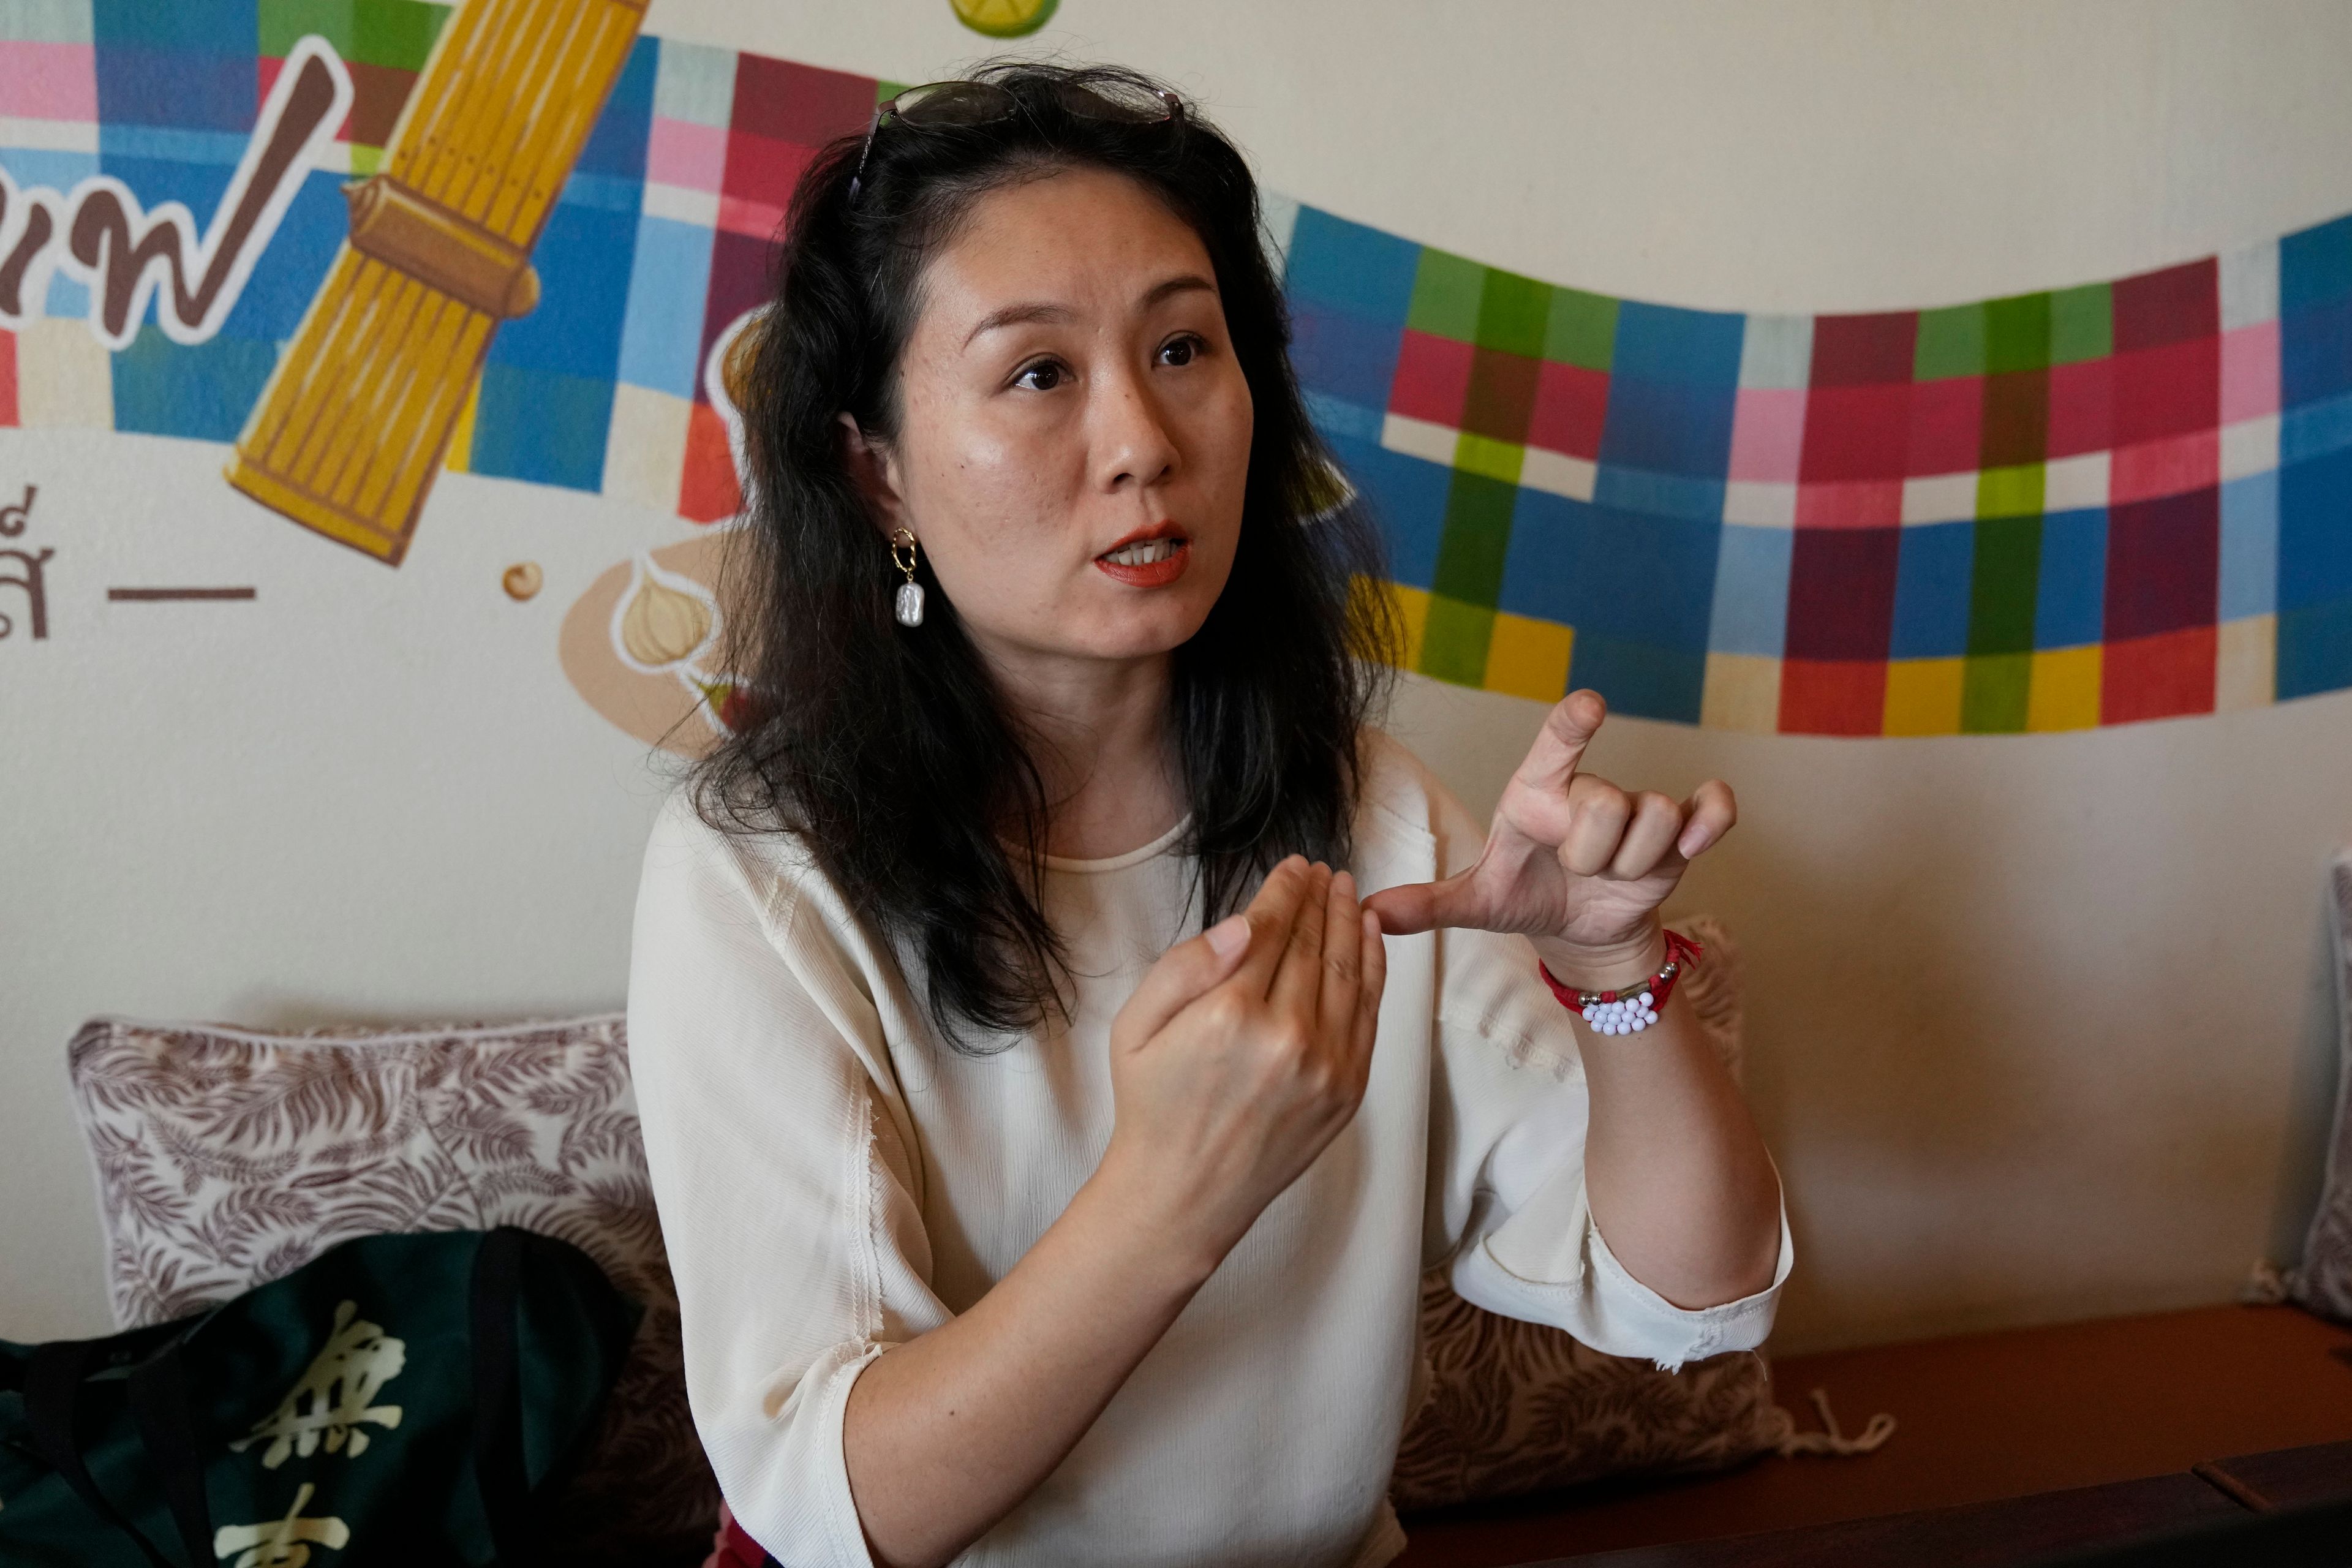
[1415,783,1793,1373]
[625,791,946,1568]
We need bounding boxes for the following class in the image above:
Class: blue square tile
[1303,390,1383,447]
[2277,594,2352,701]
[1567,629,1706,724]
[1327,433,1449,590]
[2282,298,2352,410]
[2278,447,2352,614]
[2282,211,2352,318]
[1592,462,1725,521]
[1494,487,1583,627]
[1610,300,1744,385]
[576,37,656,178]
[0,149,99,191]
[1706,522,1792,657]
[2034,507,2107,648]
[94,44,253,133]
[93,0,251,51]
[617,214,714,399]
[1888,519,1977,658]
[2220,470,2279,620]
[489,203,638,380]
[1283,206,1420,322]
[1511,496,1717,652]
[109,325,275,441]
[1290,301,1406,415]
[471,363,614,491]
[1597,374,1737,481]
[220,168,345,341]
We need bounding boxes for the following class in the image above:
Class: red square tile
[1526,360,1610,459]
[680,402,743,523]
[730,54,876,149]
[1801,382,1913,481]
[2046,357,2113,459]
[2105,484,2218,640]
[1389,329,1474,428]
[1906,375,1983,475]
[1811,311,1919,386]
[698,229,775,402]
[1463,347,1542,443]
[2110,429,2218,507]
[1980,369,2050,469]
[2101,624,2216,725]
[1786,527,1899,660]
[722,129,817,209]
[0,330,17,428]
[2113,257,2218,353]
[1796,479,1903,528]
[1780,658,1888,736]
[2111,334,2220,446]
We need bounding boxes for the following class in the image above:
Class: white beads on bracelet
[1581,990,1657,1035]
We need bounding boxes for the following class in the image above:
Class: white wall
[6,0,2351,1354]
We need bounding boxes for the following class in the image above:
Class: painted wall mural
[2,0,2348,744]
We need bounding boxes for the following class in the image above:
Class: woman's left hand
[1363,689,1735,983]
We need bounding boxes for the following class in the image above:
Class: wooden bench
[1393,1303,2352,1566]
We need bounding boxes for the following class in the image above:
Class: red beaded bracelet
[1537,929,1705,1035]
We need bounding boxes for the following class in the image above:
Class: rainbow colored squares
[4,0,2349,737]
[1281,207,2352,734]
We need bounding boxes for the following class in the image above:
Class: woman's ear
[836,412,908,537]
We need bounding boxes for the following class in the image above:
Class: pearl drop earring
[889,528,924,627]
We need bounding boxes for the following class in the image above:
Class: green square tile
[1419,595,1497,686]
[1453,432,1525,486]
[1960,652,2033,733]
[350,0,448,72]
[1430,469,1517,607]
[1544,287,1617,371]
[350,142,383,175]
[1975,461,2045,519]
[1913,303,1984,380]
[1408,249,1486,343]
[2049,282,2113,365]
[260,0,354,58]
[1984,290,2052,375]
[1476,269,1550,359]
[1967,513,2041,656]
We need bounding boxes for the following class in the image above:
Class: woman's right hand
[1099,856,1387,1270]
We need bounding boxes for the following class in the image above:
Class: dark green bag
[0,1226,641,1567]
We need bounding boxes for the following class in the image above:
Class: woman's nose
[1091,369,1178,492]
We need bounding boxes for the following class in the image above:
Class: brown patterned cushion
[1390,914,1784,1512]
[66,1014,717,1566]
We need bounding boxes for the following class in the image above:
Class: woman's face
[853,165,1255,676]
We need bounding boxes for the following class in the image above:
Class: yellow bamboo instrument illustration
[226,0,647,565]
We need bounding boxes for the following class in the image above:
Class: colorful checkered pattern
[0,0,893,527]
[1281,205,2352,733]
[4,0,2349,735]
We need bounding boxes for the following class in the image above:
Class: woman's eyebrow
[962,274,1220,349]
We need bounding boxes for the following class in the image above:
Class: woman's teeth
[1101,538,1183,566]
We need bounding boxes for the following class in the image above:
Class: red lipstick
[1094,521,1191,588]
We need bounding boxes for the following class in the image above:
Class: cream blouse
[624,732,1792,1568]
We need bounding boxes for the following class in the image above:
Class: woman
[627,62,1790,1568]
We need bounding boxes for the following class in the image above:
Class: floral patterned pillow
[66,1013,717,1567]
[1389,914,1785,1512]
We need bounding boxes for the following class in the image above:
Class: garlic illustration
[612,553,717,672]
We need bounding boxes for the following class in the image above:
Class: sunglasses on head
[846,78,1185,205]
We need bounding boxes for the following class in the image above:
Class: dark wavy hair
[688,59,1395,1050]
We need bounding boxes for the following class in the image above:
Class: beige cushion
[67,1014,717,1566]
[1390,914,1784,1512]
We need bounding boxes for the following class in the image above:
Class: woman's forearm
[842,1154,1221,1568]
[1536,937,1782,1310]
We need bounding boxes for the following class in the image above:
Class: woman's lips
[1094,538,1191,587]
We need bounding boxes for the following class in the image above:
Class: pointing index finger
[1514,688,1607,797]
